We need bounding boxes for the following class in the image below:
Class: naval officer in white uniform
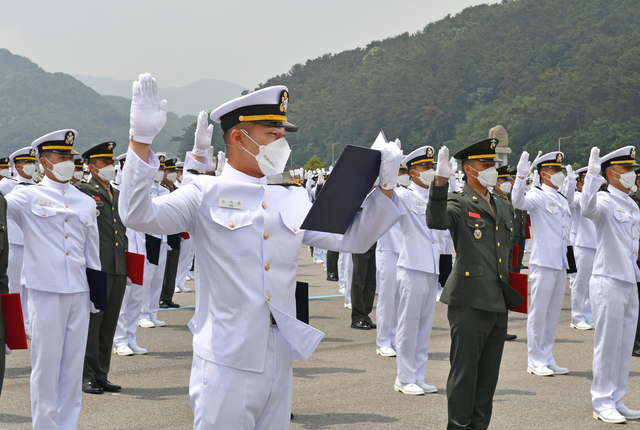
[513,150,576,376]
[5,129,101,430]
[393,146,443,395]
[118,74,405,429]
[582,146,640,424]
[0,146,39,338]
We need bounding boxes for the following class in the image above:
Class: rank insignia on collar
[65,131,75,145]
[472,195,478,200]
[30,149,36,157]
[280,90,289,113]
[474,229,482,239]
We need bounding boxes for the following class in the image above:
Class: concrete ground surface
[2,247,640,429]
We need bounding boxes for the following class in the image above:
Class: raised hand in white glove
[516,151,530,178]
[217,151,226,174]
[533,169,541,188]
[193,111,213,157]
[450,157,458,176]
[566,165,577,182]
[588,147,601,175]
[129,73,167,144]
[435,146,452,178]
[317,174,325,186]
[377,142,404,190]
[90,302,100,314]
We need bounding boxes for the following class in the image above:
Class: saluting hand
[566,165,577,182]
[193,111,214,157]
[588,147,601,175]
[130,73,167,144]
[435,146,452,179]
[517,152,530,179]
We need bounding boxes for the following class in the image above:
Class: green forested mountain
[240,0,640,168]
[0,49,193,158]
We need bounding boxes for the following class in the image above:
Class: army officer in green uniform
[426,139,524,430]
[78,141,128,394]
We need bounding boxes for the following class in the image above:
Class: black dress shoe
[521,265,529,269]
[505,333,517,341]
[96,379,121,392]
[166,300,180,308]
[326,273,338,282]
[633,349,640,357]
[82,381,103,394]
[366,321,377,329]
[159,301,169,309]
[351,321,370,330]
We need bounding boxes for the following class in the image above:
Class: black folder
[86,268,108,311]
[145,234,162,265]
[438,254,453,287]
[300,145,381,234]
[295,281,309,325]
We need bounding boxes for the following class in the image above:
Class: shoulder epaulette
[535,185,542,190]
[557,191,567,200]
[269,183,302,187]
[74,182,97,198]
[187,169,203,175]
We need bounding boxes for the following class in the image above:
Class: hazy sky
[1,0,492,89]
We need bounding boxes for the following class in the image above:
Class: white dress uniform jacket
[119,149,404,372]
[512,181,573,270]
[571,191,597,249]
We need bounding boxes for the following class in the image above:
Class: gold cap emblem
[108,142,115,151]
[159,155,165,162]
[29,149,36,157]
[631,147,636,159]
[426,147,434,158]
[490,139,497,150]
[556,153,563,163]
[65,131,75,145]
[280,91,289,113]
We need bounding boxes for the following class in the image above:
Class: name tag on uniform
[38,199,53,207]
[219,199,243,210]
[547,201,557,207]
[413,200,425,207]
[616,206,626,213]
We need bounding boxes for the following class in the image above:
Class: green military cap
[74,158,84,169]
[497,165,511,178]
[82,141,116,160]
[164,158,177,170]
[0,157,10,168]
[453,138,500,162]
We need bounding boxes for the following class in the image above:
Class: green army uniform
[508,167,527,272]
[426,139,524,430]
[0,193,9,397]
[78,142,128,391]
[159,158,181,308]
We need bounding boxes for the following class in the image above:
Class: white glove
[129,73,167,144]
[217,151,226,174]
[435,146,452,178]
[5,345,12,355]
[90,302,100,314]
[193,111,213,157]
[450,157,458,177]
[588,147,601,175]
[377,142,404,190]
[566,165,577,182]
[516,152,530,178]
[317,174,325,186]
[394,138,402,150]
[533,169,541,188]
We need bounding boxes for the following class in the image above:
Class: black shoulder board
[269,183,302,187]
[187,169,203,175]
[17,182,35,186]
[535,185,542,190]
[557,191,567,200]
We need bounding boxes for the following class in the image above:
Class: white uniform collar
[608,184,631,200]
[220,163,268,185]
[16,173,35,184]
[541,183,558,194]
[41,176,70,191]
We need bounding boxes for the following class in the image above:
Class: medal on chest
[474,229,482,239]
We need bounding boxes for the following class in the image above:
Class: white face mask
[96,164,116,182]
[632,185,638,193]
[397,174,411,187]
[240,129,291,176]
[155,170,165,183]
[546,171,565,188]
[166,172,178,183]
[0,168,10,178]
[45,159,74,182]
[469,165,498,188]
[22,163,38,180]
[418,168,436,186]
[612,170,636,190]
[498,181,512,194]
[73,171,84,181]
[177,173,183,183]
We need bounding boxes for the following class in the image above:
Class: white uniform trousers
[176,237,195,288]
[189,327,293,430]
[141,241,168,321]
[590,275,638,413]
[570,246,595,325]
[395,268,438,384]
[375,250,400,349]
[114,281,144,347]
[8,244,29,331]
[313,247,325,263]
[527,264,567,368]
[28,289,90,430]
[339,252,353,307]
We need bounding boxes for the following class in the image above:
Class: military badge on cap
[632,148,636,159]
[82,141,117,160]
[280,90,289,113]
[426,147,434,158]
[31,129,79,155]
[453,138,500,162]
[30,149,36,157]
[490,139,497,150]
[65,131,75,145]
[556,153,563,163]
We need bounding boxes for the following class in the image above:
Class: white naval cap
[210,85,297,133]
[599,145,639,172]
[402,146,435,169]
[533,151,564,170]
[176,161,184,170]
[31,129,79,155]
[10,146,38,162]
[575,166,588,176]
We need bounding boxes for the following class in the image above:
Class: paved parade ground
[2,247,640,429]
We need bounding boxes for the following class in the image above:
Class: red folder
[509,272,528,314]
[525,214,531,239]
[1,293,28,350]
[512,244,520,268]
[126,252,145,285]
[181,232,190,240]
